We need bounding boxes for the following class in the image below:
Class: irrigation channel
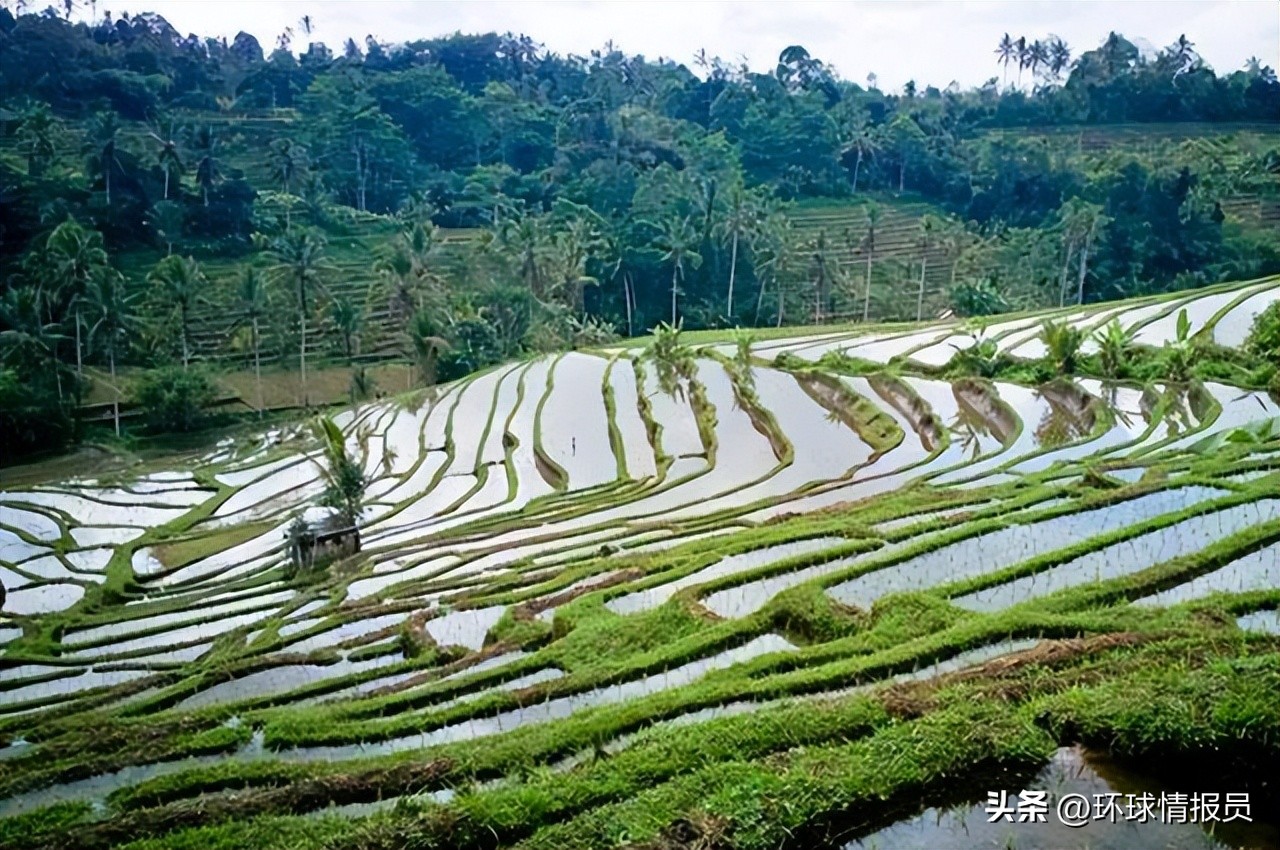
[2,275,1280,849]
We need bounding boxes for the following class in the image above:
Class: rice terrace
[2,3,1280,850]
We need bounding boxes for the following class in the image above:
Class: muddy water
[841,746,1278,850]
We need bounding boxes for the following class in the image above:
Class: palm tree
[1014,36,1028,88]
[85,272,138,436]
[550,216,603,314]
[16,102,56,178]
[269,138,308,196]
[808,229,839,324]
[148,201,185,256]
[191,125,220,207]
[1027,40,1048,83]
[497,212,551,299]
[149,123,184,201]
[267,229,332,408]
[860,202,881,323]
[406,308,449,387]
[1059,200,1109,306]
[376,222,444,325]
[43,218,111,378]
[842,119,881,193]
[269,139,309,228]
[915,215,938,321]
[1048,37,1072,80]
[0,286,66,399]
[236,267,269,415]
[310,415,367,527]
[715,185,758,319]
[653,215,702,326]
[148,255,207,369]
[995,33,1016,88]
[751,211,801,327]
[86,113,122,207]
[330,296,363,364]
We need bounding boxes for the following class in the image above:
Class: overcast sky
[72,0,1278,91]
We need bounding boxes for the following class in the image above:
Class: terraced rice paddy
[2,277,1280,849]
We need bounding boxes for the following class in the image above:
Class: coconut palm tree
[330,296,363,364]
[85,272,138,436]
[1059,199,1109,306]
[808,229,839,324]
[191,125,220,207]
[267,228,332,408]
[1048,37,1072,80]
[43,218,112,378]
[16,102,57,178]
[310,415,367,527]
[1027,40,1049,83]
[715,185,759,319]
[861,201,881,323]
[406,308,449,387]
[915,214,938,321]
[0,286,67,399]
[652,215,702,327]
[85,113,122,207]
[149,123,184,201]
[148,255,207,369]
[1014,36,1028,88]
[842,118,881,194]
[995,33,1016,88]
[236,267,269,415]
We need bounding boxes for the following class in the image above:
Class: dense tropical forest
[2,3,1279,460]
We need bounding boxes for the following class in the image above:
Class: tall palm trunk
[862,245,874,322]
[670,265,679,326]
[1075,229,1094,306]
[109,347,119,437]
[298,278,309,408]
[915,256,928,321]
[754,276,768,326]
[252,315,263,416]
[623,272,634,337]
[1057,239,1075,308]
[726,231,739,318]
[74,308,83,377]
[163,164,170,200]
[105,167,111,207]
[179,305,190,369]
[852,150,863,193]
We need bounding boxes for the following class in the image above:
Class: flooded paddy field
[2,277,1280,849]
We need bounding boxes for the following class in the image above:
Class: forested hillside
[1,6,1279,458]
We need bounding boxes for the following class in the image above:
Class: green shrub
[131,366,218,433]
[1039,319,1085,375]
[949,280,1010,317]
[1245,301,1280,362]
[0,366,75,459]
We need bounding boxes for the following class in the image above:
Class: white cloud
[73,0,1276,91]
